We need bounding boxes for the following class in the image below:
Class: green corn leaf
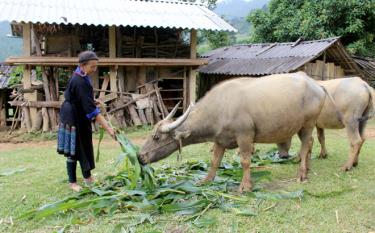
[96,127,105,163]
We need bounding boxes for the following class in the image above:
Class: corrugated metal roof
[200,37,341,76]
[0,0,236,32]
[353,56,375,81]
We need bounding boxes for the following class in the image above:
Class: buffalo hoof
[197,176,214,185]
[279,154,290,159]
[238,180,252,193]
[341,163,354,171]
[318,153,328,159]
[297,170,308,182]
[353,161,359,167]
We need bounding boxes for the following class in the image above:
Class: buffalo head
[138,102,193,164]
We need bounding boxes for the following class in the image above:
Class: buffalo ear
[174,130,191,140]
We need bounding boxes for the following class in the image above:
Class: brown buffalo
[138,72,329,192]
[278,77,375,171]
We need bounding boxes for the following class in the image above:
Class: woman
[57,51,115,192]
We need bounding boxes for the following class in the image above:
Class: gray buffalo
[138,72,330,192]
[278,77,375,171]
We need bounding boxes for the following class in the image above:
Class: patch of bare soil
[0,130,147,152]
[0,140,54,152]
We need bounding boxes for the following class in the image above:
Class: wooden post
[32,26,57,130]
[23,107,32,132]
[42,107,49,132]
[23,23,31,56]
[23,23,38,128]
[316,60,324,80]
[110,66,118,92]
[117,67,126,94]
[327,63,335,79]
[32,109,43,131]
[91,70,100,95]
[188,29,197,105]
[126,67,137,92]
[183,66,188,111]
[99,75,110,99]
[128,104,142,126]
[109,26,118,92]
[116,26,122,57]
[137,67,147,90]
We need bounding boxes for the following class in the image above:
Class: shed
[198,37,363,97]
[0,0,236,132]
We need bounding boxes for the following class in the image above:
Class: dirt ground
[0,130,147,153]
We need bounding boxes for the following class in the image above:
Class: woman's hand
[95,114,117,140]
[107,127,116,140]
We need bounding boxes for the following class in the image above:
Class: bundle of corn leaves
[18,130,304,229]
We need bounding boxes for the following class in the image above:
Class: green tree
[193,0,237,52]
[248,0,375,57]
[203,30,237,50]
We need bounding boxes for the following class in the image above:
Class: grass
[1,122,375,233]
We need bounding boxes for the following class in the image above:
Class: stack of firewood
[108,82,169,128]
[8,81,169,133]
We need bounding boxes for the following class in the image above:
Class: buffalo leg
[297,127,314,182]
[353,119,367,167]
[277,138,292,158]
[237,135,254,193]
[342,120,362,171]
[317,127,328,159]
[200,142,225,183]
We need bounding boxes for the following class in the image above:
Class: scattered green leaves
[96,127,105,163]
[19,133,335,231]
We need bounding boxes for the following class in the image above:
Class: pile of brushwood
[18,131,316,231]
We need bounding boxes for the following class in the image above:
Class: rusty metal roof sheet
[353,56,375,81]
[0,0,236,32]
[199,37,341,76]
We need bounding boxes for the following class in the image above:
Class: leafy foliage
[201,30,237,50]
[7,66,23,88]
[248,0,375,57]
[18,132,305,231]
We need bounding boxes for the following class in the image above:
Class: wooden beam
[108,89,158,114]
[91,70,100,91]
[109,26,117,58]
[188,29,197,104]
[190,29,197,59]
[22,23,32,89]
[116,26,122,57]
[110,66,118,91]
[5,57,208,67]
[23,23,31,56]
[22,23,38,127]
[99,75,110,99]
[9,100,62,108]
[97,93,118,103]
[117,66,126,93]
[183,66,188,111]
[137,67,147,89]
